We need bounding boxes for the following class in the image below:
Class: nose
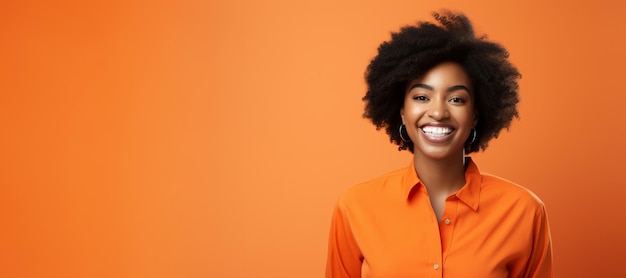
[427,100,449,120]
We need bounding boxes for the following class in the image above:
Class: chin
[416,146,463,161]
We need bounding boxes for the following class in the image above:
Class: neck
[413,152,467,196]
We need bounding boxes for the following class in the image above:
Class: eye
[449,97,466,103]
[412,95,429,101]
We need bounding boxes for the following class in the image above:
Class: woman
[326,11,553,277]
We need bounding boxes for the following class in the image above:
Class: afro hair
[362,10,521,153]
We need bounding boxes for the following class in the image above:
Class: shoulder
[480,173,546,210]
[337,167,407,208]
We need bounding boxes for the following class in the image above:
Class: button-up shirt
[326,159,552,277]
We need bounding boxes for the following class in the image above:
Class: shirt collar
[402,157,482,211]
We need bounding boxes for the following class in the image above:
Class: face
[401,62,477,161]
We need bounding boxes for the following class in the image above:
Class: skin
[400,62,477,222]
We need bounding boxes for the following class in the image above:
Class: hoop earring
[399,124,411,142]
[463,128,476,165]
[468,128,477,145]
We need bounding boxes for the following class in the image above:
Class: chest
[353,198,532,278]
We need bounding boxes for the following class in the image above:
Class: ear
[400,108,405,124]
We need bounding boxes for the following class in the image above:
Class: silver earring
[468,128,477,145]
[464,128,477,164]
[399,124,411,142]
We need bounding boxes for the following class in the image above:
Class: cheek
[402,103,425,119]
[458,110,476,126]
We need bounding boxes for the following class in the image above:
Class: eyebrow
[408,83,471,93]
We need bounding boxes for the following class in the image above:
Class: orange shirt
[326,158,552,278]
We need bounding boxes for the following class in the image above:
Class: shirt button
[433,264,440,270]
[444,218,451,225]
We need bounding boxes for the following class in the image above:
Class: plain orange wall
[2,0,626,277]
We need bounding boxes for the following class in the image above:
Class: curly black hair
[363,10,520,154]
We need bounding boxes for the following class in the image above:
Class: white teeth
[422,126,453,137]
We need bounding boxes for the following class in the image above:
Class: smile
[421,126,454,138]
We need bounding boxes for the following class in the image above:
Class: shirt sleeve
[325,198,362,278]
[523,203,553,278]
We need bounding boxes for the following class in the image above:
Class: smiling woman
[326,10,553,278]
[402,62,476,168]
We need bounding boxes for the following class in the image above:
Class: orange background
[1,0,625,277]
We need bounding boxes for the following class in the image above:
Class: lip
[419,123,456,143]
